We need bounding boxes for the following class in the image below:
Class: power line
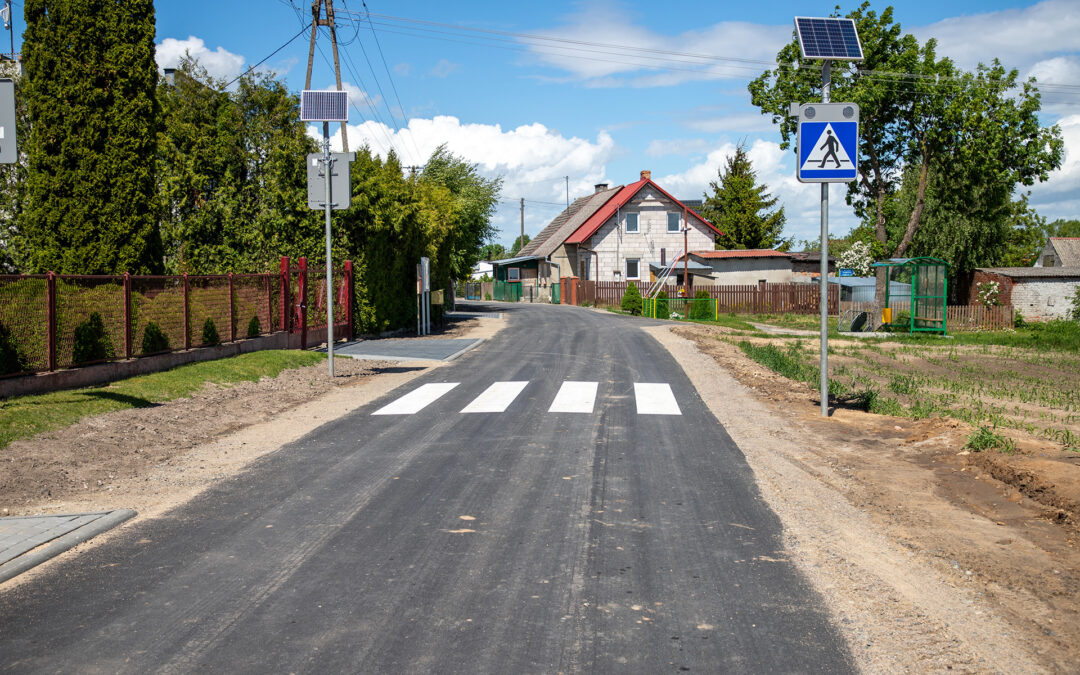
[222,22,312,90]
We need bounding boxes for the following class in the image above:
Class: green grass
[890,319,1080,352]
[0,350,325,450]
[965,425,1016,454]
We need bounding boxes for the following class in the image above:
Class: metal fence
[575,280,839,315]
[0,257,353,378]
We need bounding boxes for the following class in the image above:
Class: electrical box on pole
[0,78,17,164]
[306,152,353,209]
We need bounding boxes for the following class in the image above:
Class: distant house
[491,170,722,299]
[470,260,494,280]
[789,250,836,280]
[972,267,1080,321]
[677,249,794,285]
[1034,237,1080,268]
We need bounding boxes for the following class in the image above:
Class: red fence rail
[0,257,352,379]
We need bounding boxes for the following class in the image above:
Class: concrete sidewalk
[0,510,135,584]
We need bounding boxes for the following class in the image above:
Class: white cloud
[156,36,246,81]
[329,81,380,110]
[1029,114,1080,218]
[646,138,710,158]
[310,116,618,246]
[430,59,460,78]
[526,5,787,86]
[658,139,860,243]
[914,0,1080,73]
[393,62,412,77]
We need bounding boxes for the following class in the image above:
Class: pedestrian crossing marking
[372,382,459,415]
[372,381,683,416]
[548,381,599,414]
[634,383,682,415]
[461,381,529,413]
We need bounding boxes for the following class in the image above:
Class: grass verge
[0,350,326,450]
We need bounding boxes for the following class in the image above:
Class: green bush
[1070,286,1080,321]
[202,317,220,346]
[247,315,262,338]
[0,321,28,375]
[72,312,116,364]
[621,281,642,316]
[141,321,170,354]
[656,290,669,319]
[484,292,492,301]
[1013,310,1026,329]
[690,289,713,320]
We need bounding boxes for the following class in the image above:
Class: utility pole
[520,198,525,253]
[304,0,349,152]
[819,60,831,418]
[683,209,689,305]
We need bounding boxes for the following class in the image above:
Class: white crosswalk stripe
[372,380,683,416]
[548,381,599,414]
[461,381,529,413]
[372,382,459,415]
[634,383,682,415]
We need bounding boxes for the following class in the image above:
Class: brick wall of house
[586,186,714,282]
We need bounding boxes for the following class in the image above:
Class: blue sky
[40,1,1080,247]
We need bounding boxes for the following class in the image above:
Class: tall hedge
[21,0,162,274]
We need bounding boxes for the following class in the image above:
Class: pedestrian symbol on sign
[801,123,853,173]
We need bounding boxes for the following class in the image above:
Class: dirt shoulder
[2,314,504,521]
[651,324,1079,673]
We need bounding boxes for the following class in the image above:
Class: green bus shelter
[871,257,949,335]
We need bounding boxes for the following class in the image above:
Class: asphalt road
[0,302,853,674]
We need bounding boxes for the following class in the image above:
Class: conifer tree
[21,0,162,273]
[700,144,786,250]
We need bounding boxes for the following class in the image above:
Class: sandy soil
[655,324,1079,673]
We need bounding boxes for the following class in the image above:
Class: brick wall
[1011,278,1080,320]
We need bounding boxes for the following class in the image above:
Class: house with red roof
[494,170,723,298]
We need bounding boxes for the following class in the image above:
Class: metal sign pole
[323,121,334,378]
[819,60,831,417]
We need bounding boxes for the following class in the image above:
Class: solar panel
[300,90,349,122]
[794,17,864,61]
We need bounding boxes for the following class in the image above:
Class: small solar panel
[300,90,349,122]
[794,17,864,61]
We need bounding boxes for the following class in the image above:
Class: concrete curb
[444,338,485,362]
[0,509,136,585]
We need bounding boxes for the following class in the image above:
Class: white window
[668,212,681,233]
[508,267,520,281]
[626,258,640,279]
[625,212,639,233]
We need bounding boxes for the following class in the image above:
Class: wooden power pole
[304,0,349,152]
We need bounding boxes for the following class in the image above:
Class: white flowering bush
[977,281,1001,307]
[837,241,873,277]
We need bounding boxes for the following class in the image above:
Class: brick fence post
[182,273,191,350]
[280,256,290,332]
[123,272,132,358]
[45,271,56,371]
[265,271,273,336]
[298,257,308,350]
[344,259,354,341]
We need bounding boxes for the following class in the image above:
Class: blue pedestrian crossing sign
[796,102,859,183]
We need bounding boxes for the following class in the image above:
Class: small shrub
[246,315,262,338]
[965,426,1015,454]
[656,290,669,319]
[0,321,28,375]
[202,317,220,346]
[141,322,170,354]
[690,289,713,320]
[1013,310,1026,329]
[1070,286,1080,321]
[72,312,115,364]
[484,292,492,301]
[621,281,643,316]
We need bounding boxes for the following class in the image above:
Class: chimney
[594,183,609,193]
[640,170,651,181]
[661,248,666,266]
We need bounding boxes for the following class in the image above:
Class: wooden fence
[587,280,838,315]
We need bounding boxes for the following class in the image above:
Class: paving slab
[332,337,482,362]
[0,510,136,584]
